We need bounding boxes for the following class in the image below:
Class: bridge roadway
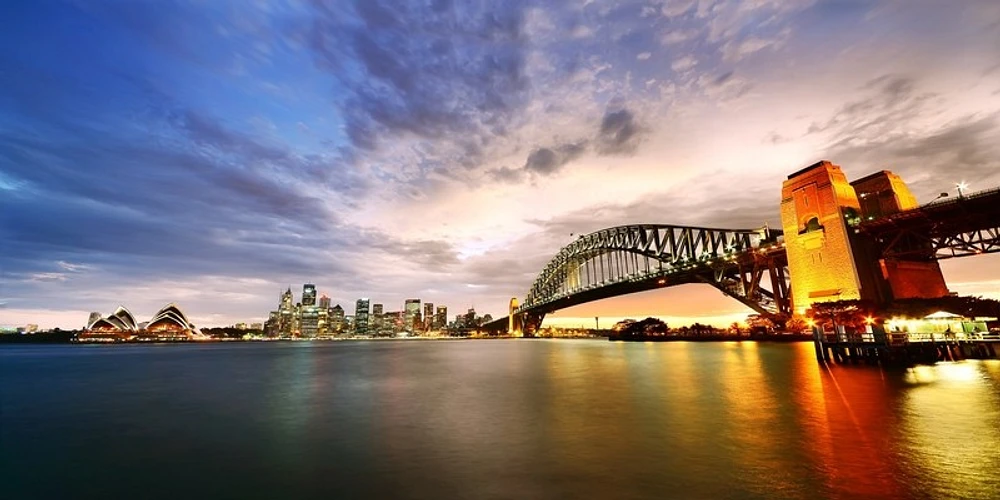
[482,187,1000,336]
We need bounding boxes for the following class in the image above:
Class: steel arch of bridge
[516,224,791,327]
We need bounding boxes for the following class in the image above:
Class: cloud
[671,55,698,72]
[304,0,531,165]
[660,29,699,45]
[597,108,644,155]
[524,142,588,175]
[637,51,652,60]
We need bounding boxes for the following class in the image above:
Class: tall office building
[331,304,345,333]
[298,285,318,338]
[404,299,421,332]
[279,288,295,337]
[423,303,434,331]
[435,306,448,330]
[372,303,384,334]
[302,284,317,306]
[301,305,319,338]
[317,295,331,335]
[355,298,370,336]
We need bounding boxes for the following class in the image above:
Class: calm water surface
[2,340,999,499]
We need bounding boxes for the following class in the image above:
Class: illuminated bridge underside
[516,225,791,325]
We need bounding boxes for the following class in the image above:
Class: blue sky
[2,0,999,328]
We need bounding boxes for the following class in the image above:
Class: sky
[2,0,1000,329]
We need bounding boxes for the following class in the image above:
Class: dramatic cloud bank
[2,0,999,328]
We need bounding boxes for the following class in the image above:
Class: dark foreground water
[2,340,999,500]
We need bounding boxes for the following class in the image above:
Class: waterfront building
[318,295,332,336]
[302,284,317,306]
[331,304,345,333]
[87,305,138,335]
[372,303,384,335]
[404,299,421,332]
[292,303,302,336]
[279,288,295,337]
[383,311,403,333]
[355,299,370,336]
[87,311,101,328]
[301,305,319,338]
[435,306,447,330]
[265,311,279,336]
[424,303,434,331]
[141,303,198,341]
[79,304,201,341]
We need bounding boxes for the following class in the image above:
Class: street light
[956,181,969,198]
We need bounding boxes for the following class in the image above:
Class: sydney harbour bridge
[484,161,1000,335]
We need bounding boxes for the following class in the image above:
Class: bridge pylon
[780,161,949,316]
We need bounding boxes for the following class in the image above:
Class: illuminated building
[299,284,319,338]
[82,304,201,341]
[87,311,101,328]
[265,311,279,336]
[87,305,138,333]
[423,302,434,331]
[301,305,319,338]
[278,288,295,337]
[331,304,345,333]
[404,299,421,332]
[372,303,384,334]
[302,284,317,306]
[141,303,199,340]
[435,306,447,330]
[355,298,370,335]
[318,295,331,335]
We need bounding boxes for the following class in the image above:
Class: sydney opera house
[79,303,205,342]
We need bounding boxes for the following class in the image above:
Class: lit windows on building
[355,298,370,335]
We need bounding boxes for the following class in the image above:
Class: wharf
[813,330,1000,365]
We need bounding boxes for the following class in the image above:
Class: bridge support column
[781,161,881,315]
[521,312,545,337]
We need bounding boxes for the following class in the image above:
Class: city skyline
[4,1,1000,329]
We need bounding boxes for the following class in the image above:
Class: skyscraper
[355,298,370,336]
[279,287,295,337]
[317,295,331,336]
[331,304,345,333]
[299,284,318,338]
[435,306,448,330]
[372,303,384,335]
[423,302,434,331]
[404,299,421,333]
[302,284,317,306]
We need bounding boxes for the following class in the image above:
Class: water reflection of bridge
[485,161,1000,337]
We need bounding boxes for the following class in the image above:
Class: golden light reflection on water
[897,361,1000,499]
[259,340,1000,499]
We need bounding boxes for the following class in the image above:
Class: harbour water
[2,340,999,499]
